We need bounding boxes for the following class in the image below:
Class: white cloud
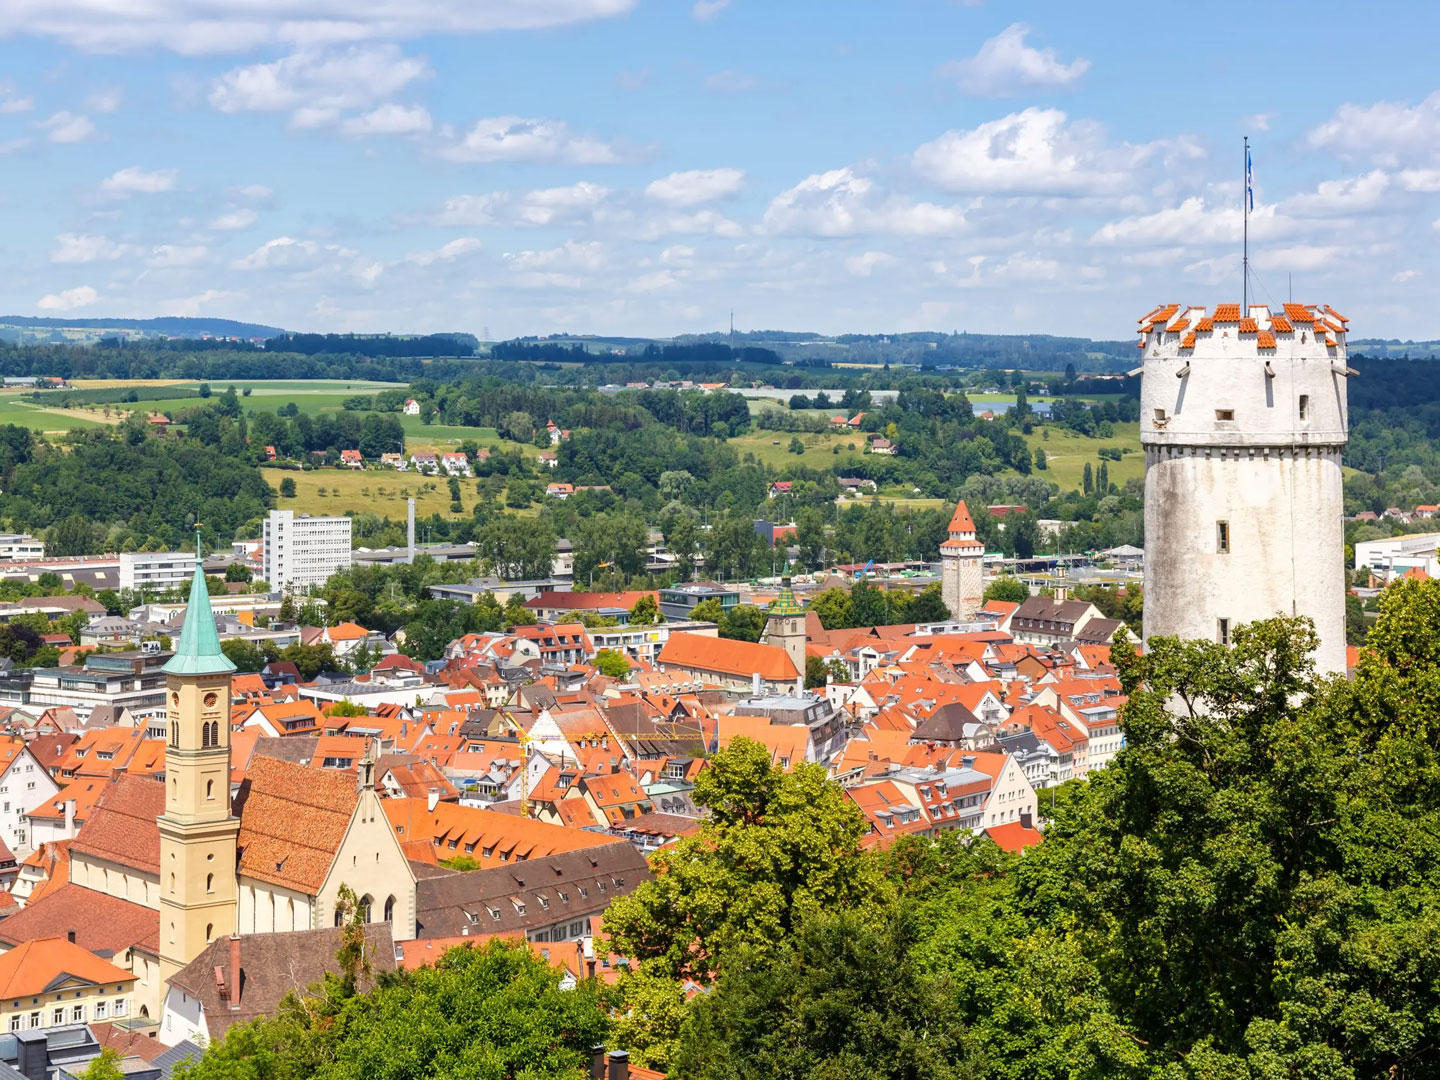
[209,45,430,126]
[431,182,610,226]
[232,236,383,284]
[147,245,209,268]
[36,110,95,143]
[645,168,745,206]
[159,290,240,317]
[692,0,730,21]
[1243,112,1275,132]
[703,69,763,94]
[235,184,274,201]
[210,208,259,231]
[0,1,637,55]
[1279,170,1390,217]
[85,87,123,113]
[51,233,133,263]
[504,240,606,272]
[1090,197,1241,247]
[435,115,621,164]
[627,269,680,293]
[937,23,1088,97]
[1308,91,1440,165]
[912,107,1176,196]
[100,166,178,195]
[0,95,31,115]
[338,103,432,137]
[36,285,98,311]
[1398,169,1440,192]
[403,237,483,266]
[642,209,746,238]
[764,167,966,237]
[1393,269,1421,283]
[844,251,896,277]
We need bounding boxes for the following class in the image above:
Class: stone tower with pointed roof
[157,534,239,985]
[761,567,808,676]
[940,500,984,619]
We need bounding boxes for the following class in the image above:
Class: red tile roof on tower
[947,500,975,533]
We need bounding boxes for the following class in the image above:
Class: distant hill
[0,315,286,342]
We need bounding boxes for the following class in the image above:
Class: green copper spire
[768,560,806,618]
[162,529,236,677]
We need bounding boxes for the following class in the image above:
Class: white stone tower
[1138,302,1352,674]
[940,500,984,619]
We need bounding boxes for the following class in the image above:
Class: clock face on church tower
[204,692,218,708]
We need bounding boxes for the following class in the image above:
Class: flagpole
[1243,136,1249,312]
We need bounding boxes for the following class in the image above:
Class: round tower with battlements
[1138,301,1352,674]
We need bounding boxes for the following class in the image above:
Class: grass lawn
[0,392,112,433]
[729,430,869,470]
[261,466,488,520]
[1024,422,1143,491]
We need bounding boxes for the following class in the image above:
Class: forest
[158,581,1440,1080]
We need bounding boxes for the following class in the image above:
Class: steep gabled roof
[235,756,358,895]
[69,774,163,874]
[0,937,135,998]
[658,632,799,681]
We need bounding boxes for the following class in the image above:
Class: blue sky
[2,0,1439,339]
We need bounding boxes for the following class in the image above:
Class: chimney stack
[427,788,440,812]
[229,935,243,1008]
[606,1051,630,1080]
[64,799,76,834]
[66,929,75,943]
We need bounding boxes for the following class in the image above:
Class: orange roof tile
[1269,315,1293,333]
[1213,303,1241,322]
[1195,316,1214,331]
[1283,302,1313,322]
[0,936,136,997]
[236,756,358,895]
[68,775,163,874]
[383,798,623,867]
[947,500,976,533]
[1256,331,1276,349]
[1181,331,1196,349]
[1238,317,1258,333]
[1325,305,1349,324]
[985,821,1043,852]
[658,632,799,682]
[1164,318,1189,334]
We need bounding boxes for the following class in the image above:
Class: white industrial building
[262,510,352,594]
[1139,302,1351,675]
[119,550,200,593]
[0,533,44,561]
[1353,532,1440,582]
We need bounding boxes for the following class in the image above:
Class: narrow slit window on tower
[1217,618,1231,646]
[1215,409,1235,421]
[1216,521,1230,554]
[1298,394,1310,420]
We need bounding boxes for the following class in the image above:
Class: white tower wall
[1139,303,1350,675]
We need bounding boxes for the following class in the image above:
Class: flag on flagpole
[1246,148,1254,210]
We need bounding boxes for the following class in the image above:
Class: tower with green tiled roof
[157,530,239,984]
[762,564,808,676]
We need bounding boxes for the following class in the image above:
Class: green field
[1024,422,1143,490]
[729,430,869,470]
[0,392,113,432]
[262,466,492,520]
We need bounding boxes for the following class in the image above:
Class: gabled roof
[985,821,1043,852]
[0,884,158,954]
[0,936,135,998]
[235,756,358,895]
[658,632,799,681]
[69,774,163,874]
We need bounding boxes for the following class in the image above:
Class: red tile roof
[1213,303,1241,321]
[0,883,159,954]
[1270,315,1293,333]
[1238,317,1258,333]
[0,936,135,997]
[236,756,358,894]
[658,632,799,681]
[985,821,1043,852]
[68,775,163,874]
[1256,331,1277,349]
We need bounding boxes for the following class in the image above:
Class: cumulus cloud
[645,168,745,206]
[159,289,241,317]
[435,116,621,164]
[641,209,746,239]
[52,233,133,263]
[0,95,32,115]
[844,251,896,277]
[209,45,430,128]
[36,285,98,311]
[911,107,1177,196]
[232,236,382,284]
[210,208,259,231]
[147,245,209,268]
[1089,197,1243,247]
[503,239,606,288]
[1393,269,1421,282]
[937,23,1089,97]
[0,1,638,55]
[100,166,178,195]
[692,0,730,20]
[85,87,123,113]
[1278,170,1391,217]
[431,182,610,226]
[402,237,483,266]
[1308,91,1440,165]
[36,110,95,143]
[338,103,432,137]
[764,167,966,237]
[1243,112,1275,132]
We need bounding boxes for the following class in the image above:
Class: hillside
[0,315,285,344]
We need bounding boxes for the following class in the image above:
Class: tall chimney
[589,1046,606,1080]
[606,1051,629,1080]
[751,671,761,696]
[64,799,76,834]
[229,935,243,1008]
[407,498,416,565]
[427,788,440,812]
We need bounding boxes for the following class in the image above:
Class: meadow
[1023,422,1144,490]
[260,466,498,521]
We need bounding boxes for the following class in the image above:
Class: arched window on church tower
[384,896,395,923]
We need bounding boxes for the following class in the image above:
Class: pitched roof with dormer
[235,755,358,895]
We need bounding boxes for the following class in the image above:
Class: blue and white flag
[1246,148,1254,210]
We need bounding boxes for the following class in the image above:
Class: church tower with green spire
[762,564,808,676]
[157,531,239,985]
